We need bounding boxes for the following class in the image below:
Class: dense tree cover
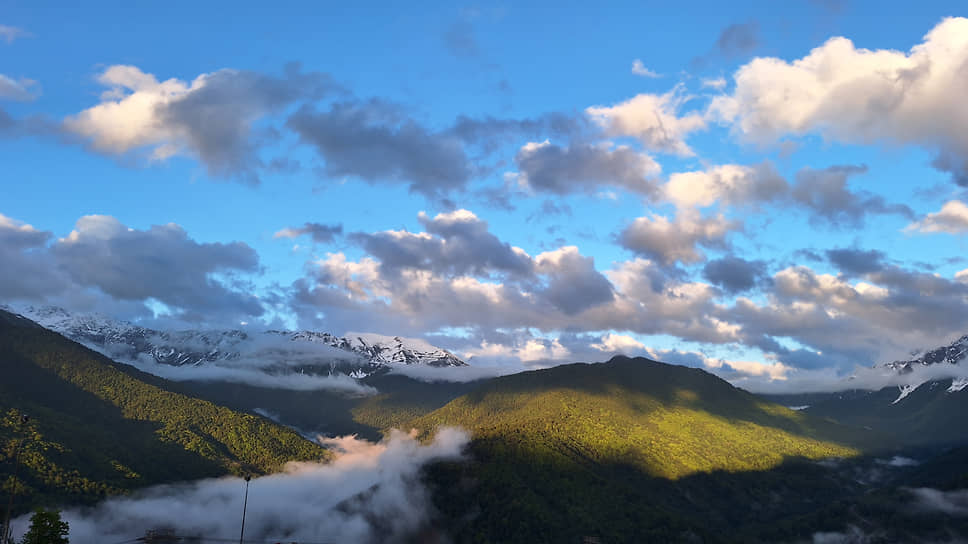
[414,357,861,480]
[18,508,69,544]
[0,310,328,515]
[411,358,968,542]
[407,357,879,542]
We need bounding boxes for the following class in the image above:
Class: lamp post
[239,474,251,544]
[2,414,30,544]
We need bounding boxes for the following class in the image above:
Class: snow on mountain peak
[7,306,466,382]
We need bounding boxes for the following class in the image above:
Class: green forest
[0,310,327,514]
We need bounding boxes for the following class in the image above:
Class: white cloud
[905,200,968,234]
[709,17,968,184]
[64,66,191,155]
[514,140,661,195]
[586,86,706,156]
[11,429,469,544]
[619,211,739,265]
[663,162,787,208]
[591,333,646,353]
[62,64,332,180]
[631,59,661,78]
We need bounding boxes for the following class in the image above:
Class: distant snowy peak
[885,334,968,373]
[345,332,464,367]
[9,306,466,373]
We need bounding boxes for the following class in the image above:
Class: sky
[2,0,968,388]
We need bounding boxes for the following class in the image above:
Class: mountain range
[3,307,968,542]
[7,305,465,380]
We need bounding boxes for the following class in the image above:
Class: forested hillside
[0,310,328,514]
[413,356,872,542]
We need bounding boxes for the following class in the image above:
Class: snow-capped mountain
[885,334,968,373]
[9,306,465,379]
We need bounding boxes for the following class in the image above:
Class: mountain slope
[0,309,328,514]
[763,334,968,447]
[413,356,868,542]
[415,356,861,479]
[790,379,968,446]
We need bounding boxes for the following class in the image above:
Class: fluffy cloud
[288,100,471,197]
[791,165,912,227]
[702,256,767,293]
[905,200,968,234]
[0,213,66,300]
[586,87,706,156]
[825,248,888,276]
[710,17,968,185]
[619,211,739,265]
[348,209,533,278]
[591,333,646,353]
[535,246,615,315]
[0,212,264,324]
[274,222,344,244]
[63,64,335,181]
[663,162,787,208]
[514,140,660,195]
[728,263,968,367]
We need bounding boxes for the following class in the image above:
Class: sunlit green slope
[0,309,328,513]
[415,355,858,479]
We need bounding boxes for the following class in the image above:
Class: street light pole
[238,474,251,544]
[2,414,30,544]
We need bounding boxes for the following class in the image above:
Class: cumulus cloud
[274,222,344,243]
[631,59,661,78]
[63,64,336,182]
[825,248,887,276]
[348,209,533,278]
[52,215,262,318]
[791,165,913,227]
[0,213,66,300]
[534,246,615,315]
[905,200,968,234]
[728,262,968,370]
[663,162,787,208]
[591,333,647,353]
[514,140,660,196]
[288,99,471,197]
[0,24,27,43]
[586,87,706,156]
[0,212,265,325]
[11,428,469,544]
[0,74,38,101]
[710,17,968,185]
[619,211,739,265]
[702,256,767,293]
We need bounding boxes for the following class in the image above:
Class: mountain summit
[9,306,465,380]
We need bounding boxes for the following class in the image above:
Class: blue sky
[2,0,968,388]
